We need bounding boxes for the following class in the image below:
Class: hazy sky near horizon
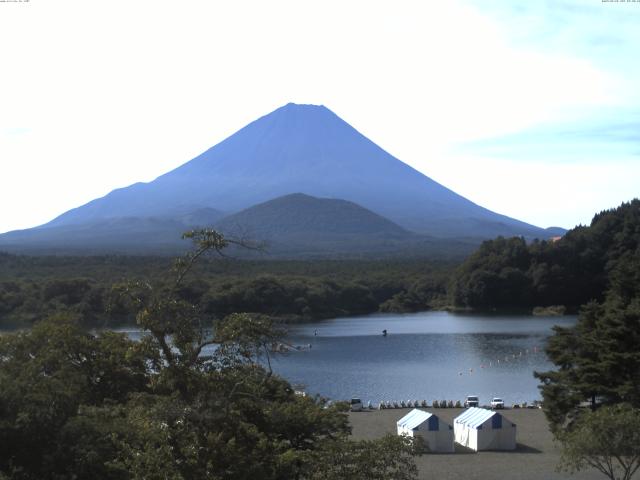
[1,0,639,234]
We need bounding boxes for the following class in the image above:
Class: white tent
[453,407,516,451]
[397,409,454,453]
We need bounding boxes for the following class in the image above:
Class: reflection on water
[11,311,573,405]
[270,311,576,405]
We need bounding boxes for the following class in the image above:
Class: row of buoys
[358,400,540,410]
[377,399,463,409]
[379,400,426,409]
[457,346,542,377]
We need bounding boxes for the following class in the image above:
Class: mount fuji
[0,103,561,255]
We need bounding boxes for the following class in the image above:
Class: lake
[262,311,576,406]
[78,310,575,406]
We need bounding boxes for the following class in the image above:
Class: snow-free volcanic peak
[0,102,556,254]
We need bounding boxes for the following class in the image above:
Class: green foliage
[0,315,150,478]
[203,275,380,320]
[379,276,448,312]
[0,230,422,479]
[535,295,640,431]
[558,404,640,480]
[0,253,454,329]
[301,434,420,480]
[535,201,640,432]
[449,236,534,308]
[451,200,640,310]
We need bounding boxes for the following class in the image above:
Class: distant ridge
[211,193,420,256]
[217,193,408,238]
[0,217,208,255]
[544,227,567,238]
[0,103,564,255]
[0,194,478,258]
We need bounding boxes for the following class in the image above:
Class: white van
[464,395,479,408]
[350,398,363,412]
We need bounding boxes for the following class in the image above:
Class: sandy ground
[348,408,620,480]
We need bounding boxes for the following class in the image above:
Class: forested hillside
[2,200,637,329]
[450,199,640,310]
[0,254,452,329]
[534,203,640,471]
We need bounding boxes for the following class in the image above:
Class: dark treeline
[449,199,640,311]
[2,199,638,329]
[531,204,640,478]
[0,254,453,329]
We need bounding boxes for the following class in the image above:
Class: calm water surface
[265,311,576,405]
[39,311,576,406]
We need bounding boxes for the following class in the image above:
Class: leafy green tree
[0,315,149,478]
[301,434,420,480]
[449,236,534,309]
[105,230,392,479]
[558,404,640,480]
[1,229,422,479]
[535,203,640,433]
[535,284,640,431]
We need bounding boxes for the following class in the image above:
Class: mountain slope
[216,193,408,239]
[39,103,551,239]
[0,208,224,254]
[213,193,475,258]
[0,195,479,258]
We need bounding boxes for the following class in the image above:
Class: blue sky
[463,0,640,162]
[0,0,638,233]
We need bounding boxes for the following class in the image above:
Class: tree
[0,229,422,479]
[534,207,640,479]
[0,315,150,478]
[535,288,640,432]
[301,434,421,480]
[534,209,640,430]
[558,404,640,480]
[450,200,640,311]
[110,230,419,479]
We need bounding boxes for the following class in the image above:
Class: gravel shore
[348,408,614,480]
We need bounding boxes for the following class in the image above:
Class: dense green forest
[0,253,453,329]
[534,201,640,427]
[2,200,639,329]
[532,202,640,479]
[1,202,639,478]
[449,200,640,311]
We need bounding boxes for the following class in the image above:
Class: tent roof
[397,409,433,430]
[455,407,497,429]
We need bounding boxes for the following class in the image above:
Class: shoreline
[0,306,573,332]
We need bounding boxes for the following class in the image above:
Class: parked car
[350,398,363,412]
[464,395,479,408]
[490,397,505,409]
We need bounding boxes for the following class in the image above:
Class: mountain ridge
[216,193,409,238]
[0,194,478,258]
[0,102,565,255]
[41,103,551,237]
